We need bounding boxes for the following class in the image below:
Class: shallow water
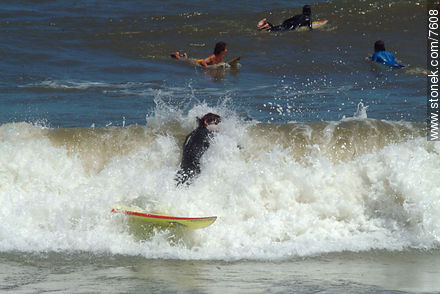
[2,250,440,293]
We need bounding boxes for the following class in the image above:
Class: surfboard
[226,56,241,68]
[171,54,241,69]
[312,20,328,29]
[111,205,217,229]
[297,20,328,31]
[199,56,242,69]
[194,56,242,69]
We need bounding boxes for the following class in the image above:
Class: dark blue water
[1,0,426,127]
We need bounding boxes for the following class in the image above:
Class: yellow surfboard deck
[111,205,217,229]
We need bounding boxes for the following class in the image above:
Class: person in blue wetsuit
[370,40,404,68]
[175,113,221,186]
[257,5,312,32]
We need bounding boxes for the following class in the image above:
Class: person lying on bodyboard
[171,42,228,67]
[257,5,312,32]
[368,40,404,69]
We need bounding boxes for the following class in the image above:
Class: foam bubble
[0,108,437,260]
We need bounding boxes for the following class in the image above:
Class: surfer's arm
[198,55,212,67]
[257,18,286,31]
[257,18,272,31]
[170,52,188,60]
[198,59,209,67]
[198,54,218,67]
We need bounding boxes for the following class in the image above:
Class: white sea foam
[0,106,438,260]
[19,79,171,96]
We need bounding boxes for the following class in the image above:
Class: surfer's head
[198,113,221,128]
[374,40,386,52]
[214,42,227,56]
[302,5,311,16]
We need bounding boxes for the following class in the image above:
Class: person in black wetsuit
[175,113,221,186]
[257,5,312,32]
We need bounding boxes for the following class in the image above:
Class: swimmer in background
[369,40,404,68]
[171,42,228,67]
[257,5,312,32]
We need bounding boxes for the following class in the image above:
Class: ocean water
[0,0,436,293]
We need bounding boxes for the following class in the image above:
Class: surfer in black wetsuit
[175,113,221,186]
[257,5,312,32]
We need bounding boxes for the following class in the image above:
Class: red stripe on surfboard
[111,208,216,220]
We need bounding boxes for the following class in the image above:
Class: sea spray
[0,108,438,260]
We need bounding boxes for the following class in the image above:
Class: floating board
[297,20,328,31]
[201,56,241,68]
[171,55,241,69]
[226,56,241,67]
[195,56,242,69]
[111,205,217,229]
[312,20,328,29]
